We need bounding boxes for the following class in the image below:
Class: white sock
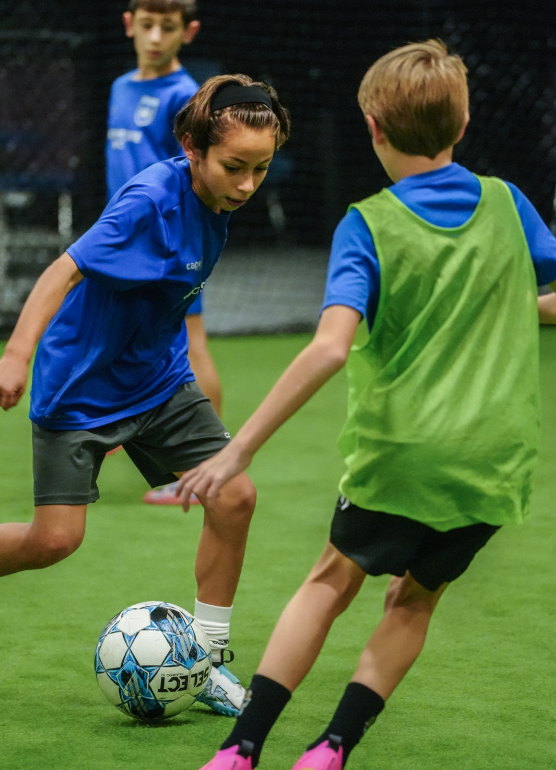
[194,599,233,664]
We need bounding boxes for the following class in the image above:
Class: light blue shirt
[106,67,198,199]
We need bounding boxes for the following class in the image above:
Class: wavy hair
[174,74,291,154]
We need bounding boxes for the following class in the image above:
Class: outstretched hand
[176,307,361,512]
[176,441,252,512]
[0,352,29,411]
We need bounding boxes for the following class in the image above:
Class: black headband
[210,84,273,113]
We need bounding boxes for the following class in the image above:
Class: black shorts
[330,497,500,592]
[32,382,230,506]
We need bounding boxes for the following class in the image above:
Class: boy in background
[108,0,222,505]
[106,0,200,200]
[179,40,556,769]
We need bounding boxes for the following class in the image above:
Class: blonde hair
[358,39,468,159]
[174,74,290,153]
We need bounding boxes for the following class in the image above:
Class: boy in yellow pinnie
[180,40,556,769]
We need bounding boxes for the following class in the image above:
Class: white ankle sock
[194,599,233,660]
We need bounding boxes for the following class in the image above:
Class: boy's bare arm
[177,304,362,509]
[538,280,556,324]
[0,252,83,410]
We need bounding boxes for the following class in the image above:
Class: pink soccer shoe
[143,481,201,506]
[198,743,254,770]
[291,736,343,770]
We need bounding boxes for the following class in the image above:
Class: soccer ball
[95,601,212,721]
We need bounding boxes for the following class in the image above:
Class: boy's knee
[393,594,436,617]
[384,573,445,615]
[305,544,365,614]
[384,575,404,609]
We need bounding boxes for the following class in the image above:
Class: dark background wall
[1,0,555,246]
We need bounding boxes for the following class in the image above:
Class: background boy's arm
[177,304,361,509]
[0,252,83,410]
[538,281,556,323]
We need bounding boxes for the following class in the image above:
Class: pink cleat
[291,736,343,770]
[106,445,123,455]
[198,742,254,770]
[143,481,201,506]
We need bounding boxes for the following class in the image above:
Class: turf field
[1,330,556,770]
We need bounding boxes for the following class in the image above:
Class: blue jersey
[30,158,230,431]
[106,67,198,200]
[323,163,556,328]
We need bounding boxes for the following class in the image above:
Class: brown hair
[128,0,198,26]
[358,39,468,159]
[174,74,291,153]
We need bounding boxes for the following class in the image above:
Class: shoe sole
[143,495,202,505]
[143,497,182,505]
[196,695,238,717]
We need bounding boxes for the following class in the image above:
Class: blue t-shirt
[323,163,556,329]
[30,158,230,430]
[106,67,198,199]
[107,66,202,314]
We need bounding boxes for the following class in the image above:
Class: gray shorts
[32,382,230,506]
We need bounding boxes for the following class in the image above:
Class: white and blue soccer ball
[95,601,212,721]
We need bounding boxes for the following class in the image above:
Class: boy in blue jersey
[107,0,199,199]
[179,42,556,770]
[108,0,223,505]
[0,75,290,720]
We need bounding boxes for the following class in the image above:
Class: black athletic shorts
[32,382,230,506]
[330,497,500,592]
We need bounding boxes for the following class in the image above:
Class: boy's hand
[176,442,252,512]
[176,306,361,512]
[0,351,29,410]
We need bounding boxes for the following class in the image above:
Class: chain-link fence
[1,0,555,334]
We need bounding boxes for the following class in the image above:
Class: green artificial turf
[1,329,555,770]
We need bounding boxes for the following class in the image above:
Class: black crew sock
[220,674,292,767]
[307,683,385,766]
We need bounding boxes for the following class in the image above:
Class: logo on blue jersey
[184,281,205,300]
[108,128,142,150]
[134,96,160,127]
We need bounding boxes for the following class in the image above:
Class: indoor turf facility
[1,1,556,768]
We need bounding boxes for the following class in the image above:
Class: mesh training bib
[338,175,540,530]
